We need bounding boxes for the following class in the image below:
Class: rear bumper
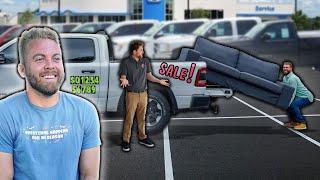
[190,88,233,109]
[190,95,211,109]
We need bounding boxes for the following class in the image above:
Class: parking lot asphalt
[100,67,320,180]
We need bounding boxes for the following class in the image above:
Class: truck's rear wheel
[146,90,171,134]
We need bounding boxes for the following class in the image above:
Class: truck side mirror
[261,33,271,41]
[0,53,5,64]
[96,30,106,35]
[210,29,217,37]
[205,29,217,38]
[154,32,164,39]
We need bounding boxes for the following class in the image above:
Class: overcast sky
[0,0,319,18]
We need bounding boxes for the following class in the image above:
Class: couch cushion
[178,48,200,61]
[201,56,240,79]
[194,37,239,68]
[237,52,280,82]
[240,72,282,94]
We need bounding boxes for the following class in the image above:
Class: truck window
[0,38,95,64]
[0,43,17,64]
[236,20,257,35]
[262,23,293,40]
[110,24,153,37]
[207,21,232,37]
[60,38,95,63]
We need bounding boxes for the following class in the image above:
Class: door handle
[81,70,95,74]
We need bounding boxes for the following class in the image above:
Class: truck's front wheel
[146,90,171,134]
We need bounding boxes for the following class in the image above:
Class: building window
[50,16,66,23]
[166,0,173,20]
[41,16,48,24]
[130,0,142,20]
[98,16,125,22]
[185,9,223,19]
[70,16,93,23]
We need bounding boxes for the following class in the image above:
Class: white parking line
[163,126,174,180]
[233,96,320,148]
[100,114,320,123]
[315,98,320,102]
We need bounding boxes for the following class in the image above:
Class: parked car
[0,25,31,46]
[71,22,115,33]
[221,20,320,66]
[51,23,81,33]
[106,20,158,37]
[0,25,13,35]
[112,19,208,59]
[151,17,262,59]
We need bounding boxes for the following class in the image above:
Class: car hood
[155,34,197,44]
[111,35,145,43]
[220,37,255,49]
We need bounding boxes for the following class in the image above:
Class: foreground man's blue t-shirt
[0,91,101,180]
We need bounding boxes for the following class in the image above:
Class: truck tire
[146,90,171,134]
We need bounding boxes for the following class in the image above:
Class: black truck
[222,20,320,67]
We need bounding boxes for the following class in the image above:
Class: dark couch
[179,37,294,109]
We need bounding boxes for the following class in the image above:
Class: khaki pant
[123,91,148,143]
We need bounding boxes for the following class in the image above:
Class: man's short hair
[18,26,61,65]
[128,40,144,55]
[283,60,294,68]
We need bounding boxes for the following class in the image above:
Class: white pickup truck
[112,19,208,59]
[0,33,232,134]
[153,17,262,59]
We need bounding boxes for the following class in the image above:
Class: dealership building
[38,0,295,24]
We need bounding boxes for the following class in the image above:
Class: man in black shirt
[119,40,169,152]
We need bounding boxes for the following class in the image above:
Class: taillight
[195,67,207,87]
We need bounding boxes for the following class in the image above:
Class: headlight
[113,42,124,52]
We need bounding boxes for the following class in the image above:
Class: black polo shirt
[119,56,151,92]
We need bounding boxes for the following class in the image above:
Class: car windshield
[244,23,266,38]
[143,23,164,37]
[105,23,121,34]
[144,21,204,38]
[192,22,212,36]
[0,26,12,34]
[71,24,96,33]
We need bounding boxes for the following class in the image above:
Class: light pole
[187,0,191,19]
[294,0,297,13]
[58,0,61,23]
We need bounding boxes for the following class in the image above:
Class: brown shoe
[293,123,307,130]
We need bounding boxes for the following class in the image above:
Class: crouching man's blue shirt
[0,91,101,180]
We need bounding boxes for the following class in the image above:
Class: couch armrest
[276,81,295,109]
[177,48,200,61]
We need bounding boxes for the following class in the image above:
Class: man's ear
[17,63,26,78]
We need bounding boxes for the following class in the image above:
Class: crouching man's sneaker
[138,137,155,148]
[293,123,307,130]
[283,121,296,128]
[121,141,131,152]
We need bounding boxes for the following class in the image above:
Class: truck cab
[224,19,320,66]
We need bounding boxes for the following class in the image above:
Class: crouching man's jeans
[287,97,312,123]
[123,91,148,143]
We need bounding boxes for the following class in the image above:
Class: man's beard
[283,70,291,75]
[26,70,65,96]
